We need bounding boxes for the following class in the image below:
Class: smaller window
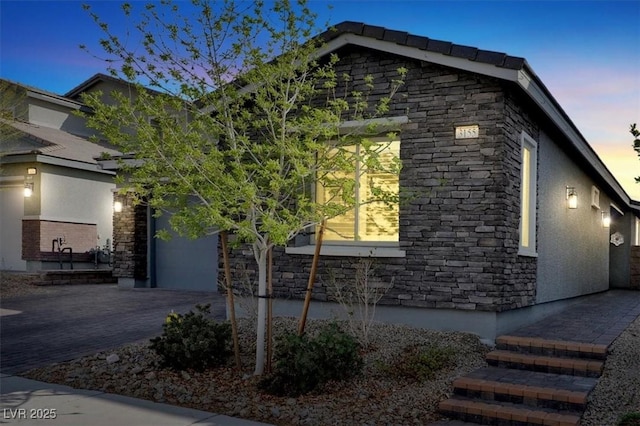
[635,217,640,246]
[591,186,600,209]
[519,131,537,256]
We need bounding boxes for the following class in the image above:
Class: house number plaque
[455,125,479,139]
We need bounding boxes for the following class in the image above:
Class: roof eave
[1,153,116,175]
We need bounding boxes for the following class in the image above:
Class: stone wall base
[631,246,640,289]
[229,293,594,344]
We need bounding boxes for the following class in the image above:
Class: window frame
[285,116,408,258]
[315,137,400,245]
[518,131,538,257]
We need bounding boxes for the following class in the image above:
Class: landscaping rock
[106,354,120,364]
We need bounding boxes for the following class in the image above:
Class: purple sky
[1,1,639,198]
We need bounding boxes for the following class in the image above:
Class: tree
[631,123,640,183]
[0,80,28,176]
[0,81,27,149]
[82,0,406,375]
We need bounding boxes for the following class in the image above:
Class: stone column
[112,192,148,288]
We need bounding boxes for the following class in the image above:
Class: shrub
[379,345,455,381]
[329,258,392,348]
[619,412,640,426]
[150,304,231,371]
[259,322,362,396]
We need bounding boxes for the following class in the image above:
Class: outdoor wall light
[27,167,37,175]
[113,201,123,213]
[566,186,578,209]
[23,182,34,198]
[602,211,611,228]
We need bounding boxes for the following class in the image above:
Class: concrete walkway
[435,290,640,425]
[0,374,273,425]
[0,285,269,425]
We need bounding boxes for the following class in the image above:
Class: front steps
[436,335,606,425]
[37,269,116,286]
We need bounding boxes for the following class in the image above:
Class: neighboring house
[69,74,219,291]
[99,22,640,340]
[0,80,118,271]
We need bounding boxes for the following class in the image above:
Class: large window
[519,132,537,256]
[316,138,400,243]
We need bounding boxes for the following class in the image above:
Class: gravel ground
[0,271,54,299]
[6,273,640,425]
[581,315,640,426]
[22,317,488,425]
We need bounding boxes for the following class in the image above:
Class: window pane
[358,140,400,241]
[317,146,357,241]
[317,139,399,243]
[520,146,530,248]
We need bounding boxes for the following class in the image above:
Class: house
[68,74,220,291]
[101,22,640,340]
[0,79,118,272]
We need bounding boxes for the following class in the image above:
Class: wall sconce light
[113,201,123,213]
[27,167,37,175]
[602,211,611,228]
[24,182,34,198]
[566,186,578,209]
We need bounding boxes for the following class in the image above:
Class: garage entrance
[152,213,218,292]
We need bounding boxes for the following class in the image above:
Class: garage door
[153,214,218,292]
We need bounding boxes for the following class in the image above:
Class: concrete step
[485,350,603,377]
[496,335,608,360]
[430,420,478,426]
[37,269,116,286]
[438,397,580,425]
[452,374,592,412]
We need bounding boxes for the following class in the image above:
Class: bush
[149,304,231,371]
[259,322,362,396]
[619,412,640,426]
[379,345,455,381]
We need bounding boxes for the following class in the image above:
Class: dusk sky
[1,1,639,199]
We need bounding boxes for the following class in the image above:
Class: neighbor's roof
[2,120,120,171]
[65,73,166,100]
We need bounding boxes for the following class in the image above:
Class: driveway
[0,285,226,374]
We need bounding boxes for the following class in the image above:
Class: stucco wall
[0,184,27,270]
[28,97,89,136]
[536,130,610,302]
[40,165,114,249]
[609,211,634,288]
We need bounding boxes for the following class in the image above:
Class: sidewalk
[0,374,273,426]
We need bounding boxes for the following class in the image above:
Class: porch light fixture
[113,201,123,213]
[27,167,37,175]
[23,182,34,198]
[566,186,578,209]
[602,211,611,228]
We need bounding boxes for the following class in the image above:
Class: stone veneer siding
[112,193,148,279]
[631,246,640,289]
[221,47,539,313]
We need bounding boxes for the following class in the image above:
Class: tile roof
[320,21,526,70]
[4,121,120,166]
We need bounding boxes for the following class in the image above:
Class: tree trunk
[253,242,268,375]
[220,231,241,370]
